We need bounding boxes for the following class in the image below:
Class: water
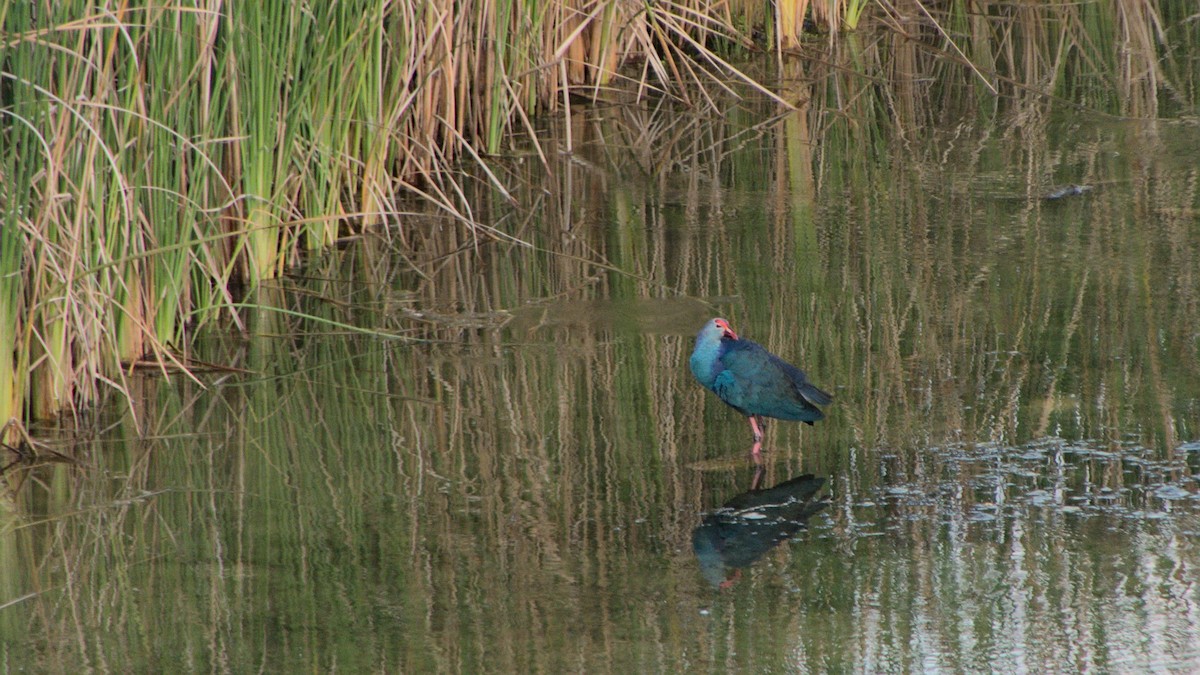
[4,72,1200,672]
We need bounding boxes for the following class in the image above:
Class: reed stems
[0,0,1183,432]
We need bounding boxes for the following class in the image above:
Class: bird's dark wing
[767,352,833,406]
[716,340,829,421]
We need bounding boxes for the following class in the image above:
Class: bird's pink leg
[750,463,766,489]
[748,416,764,443]
[750,441,763,464]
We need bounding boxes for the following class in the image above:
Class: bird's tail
[799,382,833,407]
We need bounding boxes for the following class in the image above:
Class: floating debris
[1043,184,1094,200]
[1152,485,1192,500]
[864,436,1200,524]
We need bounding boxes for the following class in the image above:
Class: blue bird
[690,318,832,447]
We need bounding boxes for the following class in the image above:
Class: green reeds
[0,192,20,433]
[227,2,300,281]
[841,0,870,30]
[0,0,1186,434]
[1,4,235,424]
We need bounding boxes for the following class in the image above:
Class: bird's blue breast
[689,340,726,389]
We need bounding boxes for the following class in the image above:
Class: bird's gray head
[698,317,738,342]
[691,318,737,385]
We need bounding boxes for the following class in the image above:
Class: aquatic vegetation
[0,0,1191,434]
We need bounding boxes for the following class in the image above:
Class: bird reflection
[693,468,828,589]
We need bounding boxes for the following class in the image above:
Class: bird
[689,318,832,448]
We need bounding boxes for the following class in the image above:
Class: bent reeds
[0,0,1182,432]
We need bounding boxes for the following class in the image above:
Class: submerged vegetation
[0,0,1192,439]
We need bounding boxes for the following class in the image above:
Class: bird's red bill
[714,318,738,340]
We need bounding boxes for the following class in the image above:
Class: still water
[4,70,1200,672]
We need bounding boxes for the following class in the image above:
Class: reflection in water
[693,467,828,588]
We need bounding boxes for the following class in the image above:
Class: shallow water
[5,68,1200,672]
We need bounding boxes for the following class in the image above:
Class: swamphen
[689,318,832,445]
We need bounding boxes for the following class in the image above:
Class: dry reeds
[0,0,1183,436]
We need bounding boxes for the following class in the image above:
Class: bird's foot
[719,569,743,590]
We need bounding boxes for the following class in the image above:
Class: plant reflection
[693,466,828,589]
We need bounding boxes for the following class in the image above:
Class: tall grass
[0,0,1182,437]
